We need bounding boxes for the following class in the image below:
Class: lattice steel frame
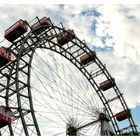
[0,17,138,135]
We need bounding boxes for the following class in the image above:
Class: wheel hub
[66,125,77,136]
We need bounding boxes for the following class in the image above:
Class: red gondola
[0,106,12,128]
[0,47,11,68]
[80,52,95,65]
[4,19,28,42]
[115,110,131,122]
[99,78,115,91]
[57,29,75,46]
[31,17,52,35]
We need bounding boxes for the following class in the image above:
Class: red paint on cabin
[31,17,52,34]
[0,106,12,128]
[4,19,28,42]
[57,29,75,46]
[0,47,11,68]
[80,52,95,65]
[99,78,115,91]
[115,110,131,122]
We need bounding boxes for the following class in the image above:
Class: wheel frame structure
[0,17,138,136]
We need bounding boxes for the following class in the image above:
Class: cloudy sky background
[0,2,140,132]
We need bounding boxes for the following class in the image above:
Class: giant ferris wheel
[0,16,138,136]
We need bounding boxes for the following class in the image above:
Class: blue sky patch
[91,19,97,35]
[81,8,101,17]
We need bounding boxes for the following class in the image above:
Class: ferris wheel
[0,16,138,136]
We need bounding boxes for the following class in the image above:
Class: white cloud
[101,5,140,58]
[99,5,140,107]
[0,4,140,134]
[0,4,140,107]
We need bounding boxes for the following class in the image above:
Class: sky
[0,0,140,134]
